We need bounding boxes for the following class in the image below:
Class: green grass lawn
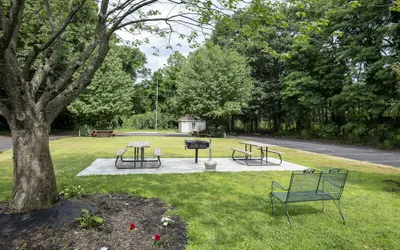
[1,136,400,249]
[116,128,178,133]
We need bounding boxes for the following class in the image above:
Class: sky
[119,29,205,73]
[116,1,209,73]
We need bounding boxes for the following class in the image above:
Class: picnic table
[230,141,283,165]
[88,129,116,137]
[115,141,161,168]
[127,141,151,168]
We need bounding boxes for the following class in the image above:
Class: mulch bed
[0,194,186,250]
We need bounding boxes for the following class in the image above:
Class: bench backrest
[318,168,348,200]
[286,168,348,202]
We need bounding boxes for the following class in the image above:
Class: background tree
[210,0,399,145]
[68,44,147,128]
[211,2,291,133]
[175,43,253,130]
[132,51,186,116]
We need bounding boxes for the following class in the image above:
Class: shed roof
[179,115,201,122]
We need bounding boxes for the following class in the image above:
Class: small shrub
[121,112,177,130]
[59,185,85,199]
[75,208,104,229]
[76,124,91,137]
[299,129,311,139]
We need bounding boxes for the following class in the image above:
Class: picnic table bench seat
[269,168,348,228]
[115,148,127,157]
[230,148,253,165]
[154,148,162,157]
[115,148,127,168]
[263,149,283,165]
[154,148,162,167]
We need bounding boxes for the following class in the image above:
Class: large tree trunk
[8,116,58,213]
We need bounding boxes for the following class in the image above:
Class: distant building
[178,115,206,133]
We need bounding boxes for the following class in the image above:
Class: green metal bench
[269,168,348,227]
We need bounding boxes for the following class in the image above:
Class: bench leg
[133,148,136,168]
[281,202,292,228]
[322,200,324,212]
[157,156,161,168]
[277,153,282,165]
[231,150,236,161]
[260,148,265,165]
[245,154,249,166]
[115,156,120,168]
[141,148,144,168]
[249,145,252,159]
[333,199,346,224]
[269,193,275,214]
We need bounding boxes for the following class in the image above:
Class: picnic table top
[239,141,272,147]
[127,141,151,148]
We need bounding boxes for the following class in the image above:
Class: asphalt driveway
[233,135,400,168]
[0,136,12,152]
[0,136,68,152]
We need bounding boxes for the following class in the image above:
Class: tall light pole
[155,74,159,132]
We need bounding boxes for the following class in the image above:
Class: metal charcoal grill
[185,140,210,163]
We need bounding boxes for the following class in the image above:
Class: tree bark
[7,116,58,213]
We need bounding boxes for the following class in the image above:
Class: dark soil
[383,179,400,192]
[0,194,186,250]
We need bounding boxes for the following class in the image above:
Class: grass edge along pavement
[1,136,400,249]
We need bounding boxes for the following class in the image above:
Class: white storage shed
[178,115,206,133]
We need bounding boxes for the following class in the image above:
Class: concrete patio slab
[76,158,308,176]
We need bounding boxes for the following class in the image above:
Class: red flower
[154,234,161,241]
[130,222,136,231]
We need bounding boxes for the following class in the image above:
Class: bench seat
[230,148,252,155]
[231,148,253,165]
[271,191,334,203]
[267,149,284,155]
[154,148,162,156]
[115,148,127,156]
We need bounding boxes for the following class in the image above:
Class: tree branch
[0,0,3,32]
[27,0,64,97]
[116,14,190,30]
[43,0,57,33]
[21,0,86,81]
[36,39,99,110]
[0,0,26,54]
[45,32,110,124]
[108,0,159,34]
[37,0,110,112]
[30,48,59,97]
[106,0,136,19]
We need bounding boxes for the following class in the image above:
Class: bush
[76,125,91,137]
[121,112,177,130]
[59,185,85,199]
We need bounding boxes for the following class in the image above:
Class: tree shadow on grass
[341,170,400,195]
